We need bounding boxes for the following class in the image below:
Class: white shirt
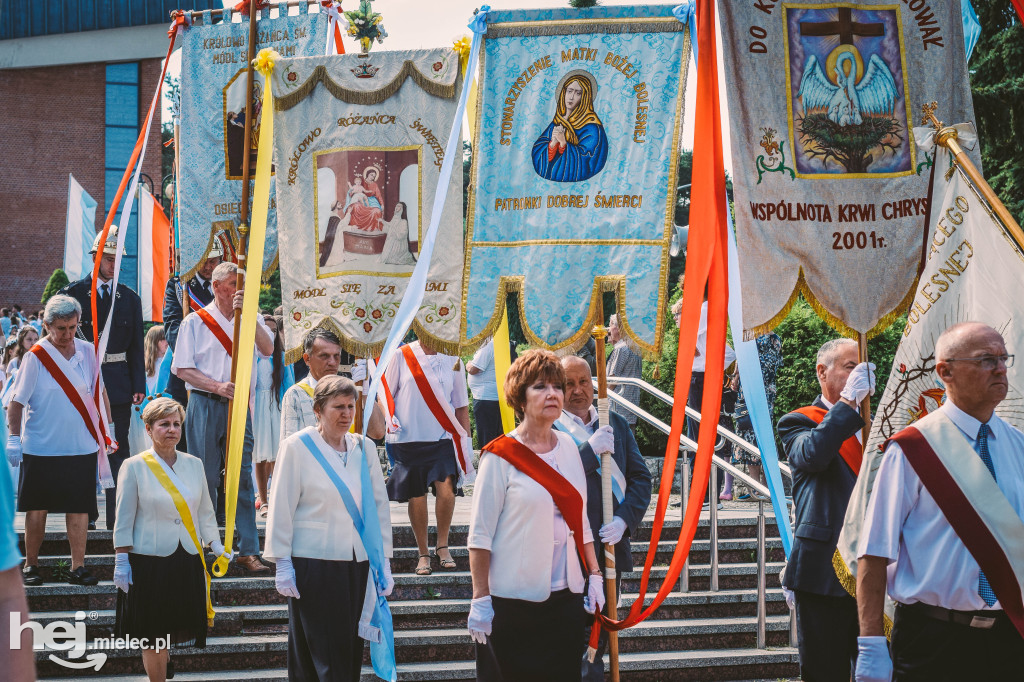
[384,342,469,444]
[280,375,317,441]
[265,427,393,562]
[171,302,269,390]
[467,340,498,401]
[567,405,599,435]
[10,338,101,456]
[858,401,1024,611]
[468,431,593,601]
[693,301,737,372]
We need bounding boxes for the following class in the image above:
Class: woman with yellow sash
[113,397,230,681]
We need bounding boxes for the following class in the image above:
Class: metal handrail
[606,376,793,481]
[597,380,791,650]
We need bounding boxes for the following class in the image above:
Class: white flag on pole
[63,174,98,281]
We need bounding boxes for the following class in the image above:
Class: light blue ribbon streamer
[298,432,396,682]
[155,349,173,396]
[673,2,697,68]
[360,6,488,437]
[553,416,626,504]
[961,0,981,61]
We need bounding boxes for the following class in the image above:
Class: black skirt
[477,589,587,682]
[385,440,463,502]
[288,557,369,682]
[18,452,98,514]
[115,543,208,649]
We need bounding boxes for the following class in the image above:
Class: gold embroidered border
[833,549,893,639]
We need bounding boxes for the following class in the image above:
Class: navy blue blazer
[576,411,653,574]
[60,278,145,405]
[777,397,864,597]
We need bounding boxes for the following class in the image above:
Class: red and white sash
[400,343,475,483]
[195,306,233,356]
[792,406,863,475]
[29,339,115,488]
[893,411,1024,638]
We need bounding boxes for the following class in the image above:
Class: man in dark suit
[777,338,875,681]
[162,242,223,452]
[59,228,145,531]
[560,355,652,682]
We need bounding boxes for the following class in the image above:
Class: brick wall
[0,57,162,310]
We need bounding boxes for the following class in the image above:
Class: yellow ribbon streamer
[141,452,215,626]
[493,304,515,433]
[213,48,279,578]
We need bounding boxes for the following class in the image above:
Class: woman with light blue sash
[266,375,394,681]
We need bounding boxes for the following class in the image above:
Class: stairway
[27,508,799,681]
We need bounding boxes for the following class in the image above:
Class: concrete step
[30,587,793,638]
[40,647,799,680]
[24,516,781,556]
[34,616,795,675]
[25,563,786,612]
[30,537,787,581]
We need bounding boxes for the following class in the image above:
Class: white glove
[113,553,133,594]
[586,425,615,455]
[351,359,367,383]
[467,595,494,644]
[840,362,877,404]
[6,435,22,467]
[275,557,301,599]
[599,516,627,546]
[855,636,892,682]
[583,574,606,614]
[376,560,394,598]
[782,584,796,611]
[211,541,236,562]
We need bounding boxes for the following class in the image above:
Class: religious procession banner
[461,5,690,357]
[720,1,979,339]
[269,48,464,360]
[178,6,328,281]
[836,132,1024,610]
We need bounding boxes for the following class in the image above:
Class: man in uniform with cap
[60,228,145,531]
[162,241,224,452]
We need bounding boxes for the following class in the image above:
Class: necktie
[100,283,109,300]
[976,423,997,606]
[202,281,211,298]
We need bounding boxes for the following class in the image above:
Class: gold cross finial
[921,101,942,130]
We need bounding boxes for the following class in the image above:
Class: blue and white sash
[297,432,397,682]
[554,412,625,504]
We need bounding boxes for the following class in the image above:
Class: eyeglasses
[945,354,1015,371]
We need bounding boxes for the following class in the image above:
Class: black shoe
[68,566,99,586]
[22,565,43,586]
[88,521,96,530]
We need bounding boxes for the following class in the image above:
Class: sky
[166,0,734,170]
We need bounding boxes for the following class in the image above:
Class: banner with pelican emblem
[269,48,464,361]
[460,5,690,357]
[719,0,979,339]
[178,6,328,281]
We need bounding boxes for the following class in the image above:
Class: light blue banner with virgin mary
[460,5,691,357]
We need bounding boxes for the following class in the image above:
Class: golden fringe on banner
[283,319,462,366]
[832,549,893,638]
[486,17,686,39]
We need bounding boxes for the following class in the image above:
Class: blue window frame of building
[105,62,140,291]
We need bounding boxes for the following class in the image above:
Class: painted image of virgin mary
[531,70,608,182]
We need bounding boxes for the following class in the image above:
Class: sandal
[434,546,457,570]
[415,555,432,576]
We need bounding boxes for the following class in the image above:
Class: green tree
[970,1,1024,222]
[259,268,283,313]
[41,269,70,305]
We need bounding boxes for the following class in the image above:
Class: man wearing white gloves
[777,338,873,681]
[855,322,1024,681]
[559,356,653,681]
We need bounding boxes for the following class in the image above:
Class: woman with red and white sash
[467,349,605,682]
[5,294,114,587]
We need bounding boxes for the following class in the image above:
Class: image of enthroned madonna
[315,148,420,274]
[532,69,609,183]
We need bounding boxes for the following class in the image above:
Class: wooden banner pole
[857,333,871,447]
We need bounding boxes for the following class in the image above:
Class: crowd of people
[1,231,1020,682]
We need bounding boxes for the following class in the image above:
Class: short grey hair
[43,295,82,324]
[211,262,239,283]
[303,327,342,354]
[816,338,857,368]
[609,314,620,327]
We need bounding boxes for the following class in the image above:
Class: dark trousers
[687,372,735,502]
[94,402,131,529]
[581,575,620,681]
[793,589,859,682]
[891,603,1024,681]
[473,399,503,447]
[288,557,369,682]
[478,589,585,682]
